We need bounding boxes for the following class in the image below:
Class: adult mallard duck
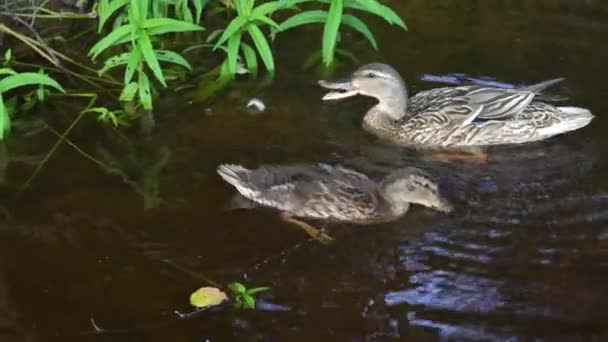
[217,163,451,243]
[319,63,594,155]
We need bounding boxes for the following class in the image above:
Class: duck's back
[218,164,383,222]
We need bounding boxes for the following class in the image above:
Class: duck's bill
[318,79,359,101]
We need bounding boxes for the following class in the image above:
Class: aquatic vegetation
[91,0,204,110]
[228,282,269,309]
[0,49,65,140]
[190,286,229,308]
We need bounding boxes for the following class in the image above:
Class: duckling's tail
[217,164,258,200]
[538,107,594,138]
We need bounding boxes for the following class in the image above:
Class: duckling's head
[319,63,408,120]
[379,167,452,216]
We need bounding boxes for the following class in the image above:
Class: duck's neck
[363,104,406,139]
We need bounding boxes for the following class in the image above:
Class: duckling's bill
[318,79,359,100]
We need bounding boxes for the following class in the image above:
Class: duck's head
[379,167,452,216]
[318,63,408,120]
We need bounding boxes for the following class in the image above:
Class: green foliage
[91,0,204,110]
[277,0,407,66]
[189,286,228,308]
[228,282,269,310]
[0,59,65,140]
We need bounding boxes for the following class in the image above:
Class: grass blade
[247,24,274,72]
[125,47,142,84]
[323,0,343,65]
[341,14,378,50]
[227,32,242,75]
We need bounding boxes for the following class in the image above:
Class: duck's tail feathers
[538,107,594,137]
[526,78,564,93]
[217,164,259,199]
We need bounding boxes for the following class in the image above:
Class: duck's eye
[366,72,377,78]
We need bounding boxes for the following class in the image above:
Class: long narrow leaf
[247,24,274,72]
[138,71,153,110]
[278,10,327,31]
[98,52,130,75]
[322,0,343,65]
[250,14,280,29]
[0,94,8,139]
[241,42,258,76]
[252,0,287,17]
[125,47,142,84]
[341,14,378,50]
[193,0,208,24]
[98,0,128,32]
[345,0,407,30]
[213,16,248,49]
[227,32,242,76]
[234,0,248,16]
[138,32,166,87]
[0,73,65,94]
[0,68,17,76]
[155,50,192,70]
[89,24,133,59]
[141,18,204,35]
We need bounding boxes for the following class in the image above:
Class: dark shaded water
[2,0,608,341]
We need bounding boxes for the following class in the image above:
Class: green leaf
[213,16,248,50]
[229,282,246,294]
[138,32,166,87]
[322,0,343,65]
[246,286,269,295]
[0,73,65,94]
[98,52,130,76]
[125,47,142,85]
[341,14,378,50]
[193,0,208,24]
[243,294,255,309]
[226,32,242,76]
[0,68,17,76]
[141,18,204,36]
[189,287,228,308]
[345,0,407,30]
[234,0,248,16]
[252,0,287,17]
[0,94,8,140]
[138,70,153,110]
[250,14,280,29]
[119,82,138,101]
[98,0,128,32]
[89,24,133,59]
[241,42,258,76]
[155,50,192,70]
[278,10,327,31]
[3,49,12,65]
[247,24,274,72]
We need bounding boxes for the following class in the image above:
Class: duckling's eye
[366,72,377,78]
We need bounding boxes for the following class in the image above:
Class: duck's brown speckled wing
[250,164,382,221]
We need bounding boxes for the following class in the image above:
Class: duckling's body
[320,63,594,148]
[217,163,451,224]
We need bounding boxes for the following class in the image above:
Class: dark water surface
[2,0,608,341]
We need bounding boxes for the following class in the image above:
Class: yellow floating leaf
[189,287,228,308]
